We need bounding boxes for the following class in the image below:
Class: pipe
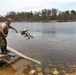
[7,46,41,65]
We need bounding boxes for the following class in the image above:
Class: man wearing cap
[0,18,18,54]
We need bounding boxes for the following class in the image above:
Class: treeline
[0,8,76,22]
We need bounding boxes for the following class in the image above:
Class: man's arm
[9,25,18,33]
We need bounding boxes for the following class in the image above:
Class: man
[0,18,18,54]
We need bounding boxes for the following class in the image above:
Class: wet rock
[29,69,36,75]
[45,67,51,74]
[38,72,43,75]
[46,74,52,75]
[51,68,59,75]
[36,67,42,72]
[47,60,51,63]
[61,70,66,74]
[27,64,32,69]
[48,64,53,67]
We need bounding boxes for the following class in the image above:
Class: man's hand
[1,31,7,37]
[16,30,18,33]
[4,34,7,37]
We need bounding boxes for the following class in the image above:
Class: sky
[0,0,76,16]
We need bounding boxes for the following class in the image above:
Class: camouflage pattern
[0,33,6,47]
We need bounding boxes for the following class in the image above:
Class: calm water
[7,22,76,62]
[2,22,76,74]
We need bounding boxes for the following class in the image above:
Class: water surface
[1,22,76,74]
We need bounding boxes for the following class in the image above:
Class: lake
[1,22,76,74]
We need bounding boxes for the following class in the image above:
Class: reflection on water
[1,22,76,75]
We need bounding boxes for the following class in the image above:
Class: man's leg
[1,46,6,54]
[1,37,8,54]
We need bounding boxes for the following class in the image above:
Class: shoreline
[1,20,76,23]
[13,20,76,22]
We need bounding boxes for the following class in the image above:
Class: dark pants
[1,37,7,53]
[0,33,7,54]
